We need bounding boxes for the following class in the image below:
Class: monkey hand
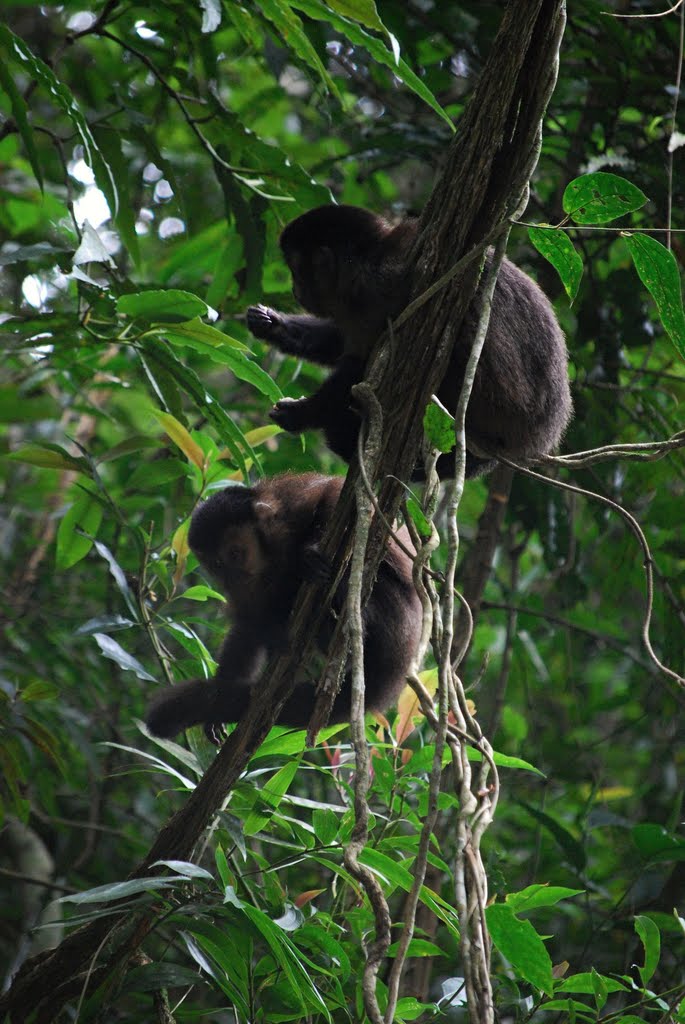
[269,397,311,432]
[247,304,283,342]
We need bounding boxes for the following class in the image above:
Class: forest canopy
[1,2,684,1023]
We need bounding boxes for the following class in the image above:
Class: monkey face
[284,245,337,318]
[198,523,267,595]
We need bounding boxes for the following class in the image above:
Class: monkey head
[280,204,391,318]
[188,487,274,598]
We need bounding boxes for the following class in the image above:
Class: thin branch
[496,456,685,691]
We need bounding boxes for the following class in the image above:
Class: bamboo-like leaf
[153,410,206,469]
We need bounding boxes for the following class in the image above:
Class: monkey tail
[145,679,214,738]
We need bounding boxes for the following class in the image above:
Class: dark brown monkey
[145,473,421,743]
[247,204,572,477]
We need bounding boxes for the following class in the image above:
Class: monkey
[246,204,572,478]
[145,473,422,743]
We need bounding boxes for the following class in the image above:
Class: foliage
[1,1,684,1022]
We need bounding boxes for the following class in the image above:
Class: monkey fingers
[269,397,313,432]
[246,304,282,341]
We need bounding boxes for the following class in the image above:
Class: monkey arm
[145,622,270,744]
[247,305,344,366]
[269,354,364,455]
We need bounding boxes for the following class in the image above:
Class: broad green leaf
[117,290,211,323]
[290,0,453,130]
[92,633,156,681]
[153,410,206,469]
[556,973,628,995]
[506,884,584,913]
[625,233,685,360]
[182,585,226,603]
[7,442,89,473]
[0,25,117,213]
[528,227,583,302]
[563,172,647,225]
[312,808,339,846]
[538,998,597,1016]
[56,490,103,569]
[157,317,247,351]
[486,903,554,996]
[591,967,609,1012]
[157,327,282,403]
[406,495,432,539]
[632,823,685,862]
[21,681,59,702]
[424,399,456,453]
[634,915,660,987]
[0,43,43,189]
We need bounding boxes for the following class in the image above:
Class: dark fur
[145,473,421,742]
[247,204,572,477]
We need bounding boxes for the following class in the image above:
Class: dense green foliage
[1,2,684,1022]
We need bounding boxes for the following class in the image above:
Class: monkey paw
[269,397,310,432]
[247,304,282,341]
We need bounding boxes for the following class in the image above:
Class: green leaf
[238,903,329,1015]
[141,338,256,477]
[244,759,301,836]
[326,0,385,32]
[290,0,453,130]
[424,399,456,453]
[256,0,340,100]
[556,972,628,995]
[92,633,156,681]
[7,442,89,473]
[634,915,660,987]
[156,325,282,403]
[632,823,685,862]
[182,585,226,603]
[92,125,141,267]
[405,496,432,539]
[56,490,103,569]
[92,540,139,619]
[486,903,554,996]
[625,233,685,360]
[505,884,584,914]
[528,227,583,302]
[117,290,212,323]
[563,172,648,225]
[21,681,59,702]
[155,316,247,350]
[312,808,339,846]
[151,860,215,881]
[0,41,43,189]
[59,877,180,904]
[0,25,117,213]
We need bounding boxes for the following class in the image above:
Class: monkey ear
[253,499,279,528]
[313,246,336,278]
